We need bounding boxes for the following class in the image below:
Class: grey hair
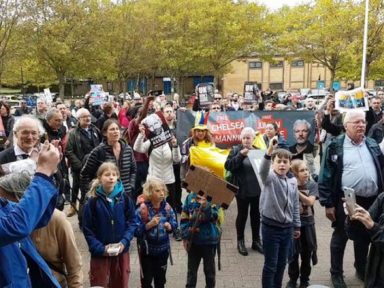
[293,119,311,131]
[343,110,366,125]
[46,108,61,121]
[240,127,256,139]
[12,115,45,144]
[75,108,90,119]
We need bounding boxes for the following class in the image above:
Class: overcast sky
[256,0,304,10]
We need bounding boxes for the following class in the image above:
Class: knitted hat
[0,171,32,199]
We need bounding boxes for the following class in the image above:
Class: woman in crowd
[80,119,136,198]
[349,194,384,288]
[262,122,289,150]
[224,127,263,256]
[118,100,132,129]
[0,102,15,150]
[82,162,137,288]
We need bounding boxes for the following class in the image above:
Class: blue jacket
[82,185,138,256]
[180,193,220,245]
[0,174,60,288]
[135,200,177,256]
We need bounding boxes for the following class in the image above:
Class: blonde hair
[142,176,168,200]
[290,159,307,176]
[88,162,120,197]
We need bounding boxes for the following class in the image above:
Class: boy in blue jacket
[180,191,220,288]
[259,136,301,288]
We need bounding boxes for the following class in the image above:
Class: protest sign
[184,165,237,209]
[43,88,53,104]
[243,82,259,104]
[177,110,316,149]
[196,83,214,107]
[89,84,106,106]
[335,88,369,112]
[142,112,173,148]
[247,149,265,190]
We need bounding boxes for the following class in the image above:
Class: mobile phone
[107,244,120,256]
[343,187,356,215]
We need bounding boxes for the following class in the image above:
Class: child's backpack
[136,193,173,224]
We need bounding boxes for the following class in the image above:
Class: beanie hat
[0,171,32,199]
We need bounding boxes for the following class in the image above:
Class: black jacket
[80,139,136,197]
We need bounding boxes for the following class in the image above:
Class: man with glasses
[65,108,101,218]
[319,110,384,288]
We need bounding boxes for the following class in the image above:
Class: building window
[292,60,304,67]
[270,61,283,68]
[249,61,262,69]
[269,83,283,90]
[375,80,384,87]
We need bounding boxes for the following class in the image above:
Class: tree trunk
[58,73,65,98]
[330,69,336,92]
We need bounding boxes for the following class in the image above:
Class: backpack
[224,145,241,185]
[136,194,173,224]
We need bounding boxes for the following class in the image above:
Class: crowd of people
[1,88,384,288]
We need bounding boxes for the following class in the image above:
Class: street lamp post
[361,0,369,88]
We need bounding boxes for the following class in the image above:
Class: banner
[176,110,316,149]
[335,87,369,112]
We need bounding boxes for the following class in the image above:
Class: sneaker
[67,206,77,217]
[286,280,297,288]
[299,281,309,288]
[331,274,347,288]
[173,228,182,241]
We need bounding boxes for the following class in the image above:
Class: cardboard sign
[89,84,107,106]
[196,83,215,107]
[43,88,53,104]
[247,150,265,190]
[335,88,369,112]
[142,112,173,148]
[184,165,238,209]
[243,82,259,104]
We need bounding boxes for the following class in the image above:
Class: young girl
[82,162,137,288]
[135,177,177,288]
[287,160,318,288]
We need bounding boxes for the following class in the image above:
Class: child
[82,162,137,288]
[180,191,220,288]
[259,136,301,288]
[135,177,177,288]
[286,160,318,288]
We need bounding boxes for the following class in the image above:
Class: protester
[180,189,221,288]
[303,97,317,111]
[65,108,101,218]
[133,122,182,240]
[224,127,263,256]
[348,194,384,288]
[81,119,136,198]
[0,170,84,287]
[14,100,31,116]
[135,177,177,288]
[118,100,132,128]
[259,139,300,288]
[0,102,15,150]
[95,102,118,131]
[365,96,383,134]
[319,110,384,288]
[57,103,77,131]
[287,160,318,288]
[34,97,48,121]
[82,162,137,288]
[0,141,61,287]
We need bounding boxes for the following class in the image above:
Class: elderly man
[65,108,101,218]
[0,115,43,163]
[56,103,77,131]
[319,110,384,288]
[34,98,48,121]
[365,96,383,135]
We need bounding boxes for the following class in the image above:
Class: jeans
[134,161,149,200]
[140,252,169,288]
[236,196,260,241]
[262,223,293,288]
[71,172,80,204]
[186,244,216,288]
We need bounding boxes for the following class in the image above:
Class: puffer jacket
[133,133,181,184]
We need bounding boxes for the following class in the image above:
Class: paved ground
[67,193,364,288]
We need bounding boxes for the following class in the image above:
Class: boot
[237,240,248,256]
[66,205,77,217]
[251,240,264,254]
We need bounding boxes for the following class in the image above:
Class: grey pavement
[67,194,364,288]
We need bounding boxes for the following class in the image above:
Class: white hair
[343,110,366,125]
[12,115,45,144]
[75,108,90,119]
[240,127,256,139]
